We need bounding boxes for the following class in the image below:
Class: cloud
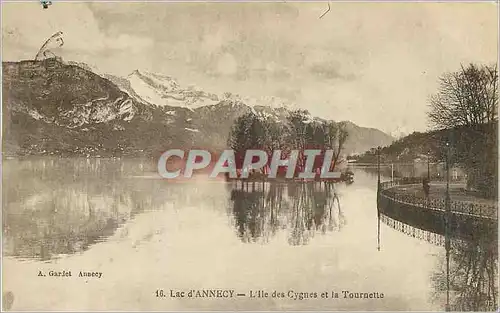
[106,34,153,53]
[275,87,302,101]
[309,62,356,80]
[215,53,238,76]
[200,29,234,55]
[2,2,497,134]
[2,3,152,60]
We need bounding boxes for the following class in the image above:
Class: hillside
[353,124,497,165]
[338,121,395,156]
[2,59,193,157]
[2,59,394,157]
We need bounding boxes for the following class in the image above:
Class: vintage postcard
[1,1,498,311]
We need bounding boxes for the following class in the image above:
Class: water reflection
[2,158,165,261]
[4,159,497,311]
[228,181,345,245]
[431,239,497,311]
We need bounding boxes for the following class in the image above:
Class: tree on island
[427,63,498,198]
[228,109,349,178]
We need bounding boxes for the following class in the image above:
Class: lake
[2,157,494,311]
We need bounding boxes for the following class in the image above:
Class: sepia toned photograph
[1,1,498,311]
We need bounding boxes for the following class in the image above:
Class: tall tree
[427,63,498,197]
[428,63,498,129]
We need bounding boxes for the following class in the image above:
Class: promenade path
[378,180,498,242]
[389,182,497,207]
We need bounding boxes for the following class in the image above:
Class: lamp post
[444,142,451,312]
[445,143,451,203]
[427,152,431,181]
[301,121,310,174]
[377,146,381,187]
[391,163,394,182]
[377,146,381,252]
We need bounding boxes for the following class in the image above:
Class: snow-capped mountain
[390,126,410,140]
[3,58,394,157]
[108,69,296,113]
[235,95,297,110]
[124,70,220,110]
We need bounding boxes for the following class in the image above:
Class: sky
[2,1,498,135]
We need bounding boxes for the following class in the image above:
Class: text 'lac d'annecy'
[161,289,384,300]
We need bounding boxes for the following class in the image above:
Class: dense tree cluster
[227,109,348,177]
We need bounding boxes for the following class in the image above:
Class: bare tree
[333,123,349,169]
[428,63,498,129]
[427,63,498,197]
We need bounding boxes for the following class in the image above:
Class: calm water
[2,158,496,311]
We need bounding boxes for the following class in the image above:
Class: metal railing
[379,178,498,220]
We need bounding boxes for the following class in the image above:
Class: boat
[342,170,354,184]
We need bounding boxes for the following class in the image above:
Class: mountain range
[2,58,394,158]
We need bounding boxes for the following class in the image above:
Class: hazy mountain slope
[339,121,395,155]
